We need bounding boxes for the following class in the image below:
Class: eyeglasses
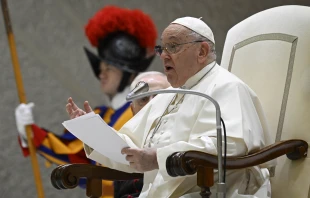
[154,40,206,56]
[134,95,157,106]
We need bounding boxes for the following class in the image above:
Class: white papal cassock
[85,61,275,198]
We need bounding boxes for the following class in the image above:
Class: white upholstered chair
[221,5,310,198]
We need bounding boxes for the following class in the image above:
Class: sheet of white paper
[62,113,129,165]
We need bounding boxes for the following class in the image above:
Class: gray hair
[189,31,216,61]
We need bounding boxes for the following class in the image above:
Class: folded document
[62,112,129,164]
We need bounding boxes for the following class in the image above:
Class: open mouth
[165,66,173,71]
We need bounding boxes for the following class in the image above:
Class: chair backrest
[220,5,310,198]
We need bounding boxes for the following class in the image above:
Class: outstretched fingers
[68,97,79,111]
[66,103,73,116]
[66,98,92,119]
[84,101,93,113]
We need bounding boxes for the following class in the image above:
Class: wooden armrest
[166,139,308,177]
[51,163,143,197]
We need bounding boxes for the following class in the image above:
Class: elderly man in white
[67,17,273,197]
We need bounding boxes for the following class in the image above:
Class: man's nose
[99,70,106,79]
[160,49,170,60]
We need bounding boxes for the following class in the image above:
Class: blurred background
[1,0,309,197]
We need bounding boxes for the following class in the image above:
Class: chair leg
[86,178,102,198]
[200,187,212,198]
[197,167,214,198]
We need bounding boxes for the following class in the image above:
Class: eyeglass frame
[154,40,207,56]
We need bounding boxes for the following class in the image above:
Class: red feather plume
[85,6,157,49]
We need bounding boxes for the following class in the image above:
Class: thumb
[27,102,35,109]
[84,101,93,113]
[15,103,25,112]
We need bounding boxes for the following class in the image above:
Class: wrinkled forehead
[140,75,169,90]
[161,24,192,42]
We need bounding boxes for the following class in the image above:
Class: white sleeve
[157,81,259,181]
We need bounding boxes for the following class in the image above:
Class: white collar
[110,86,131,110]
[181,61,216,89]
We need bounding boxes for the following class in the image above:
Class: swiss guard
[15,5,157,198]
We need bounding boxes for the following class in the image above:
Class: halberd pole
[1,0,45,197]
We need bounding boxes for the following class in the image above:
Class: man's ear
[130,103,136,115]
[198,42,209,63]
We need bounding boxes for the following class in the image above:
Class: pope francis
[66,17,273,198]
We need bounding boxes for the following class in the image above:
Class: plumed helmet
[84,6,157,81]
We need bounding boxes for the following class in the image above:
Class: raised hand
[121,147,159,172]
[66,97,93,119]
